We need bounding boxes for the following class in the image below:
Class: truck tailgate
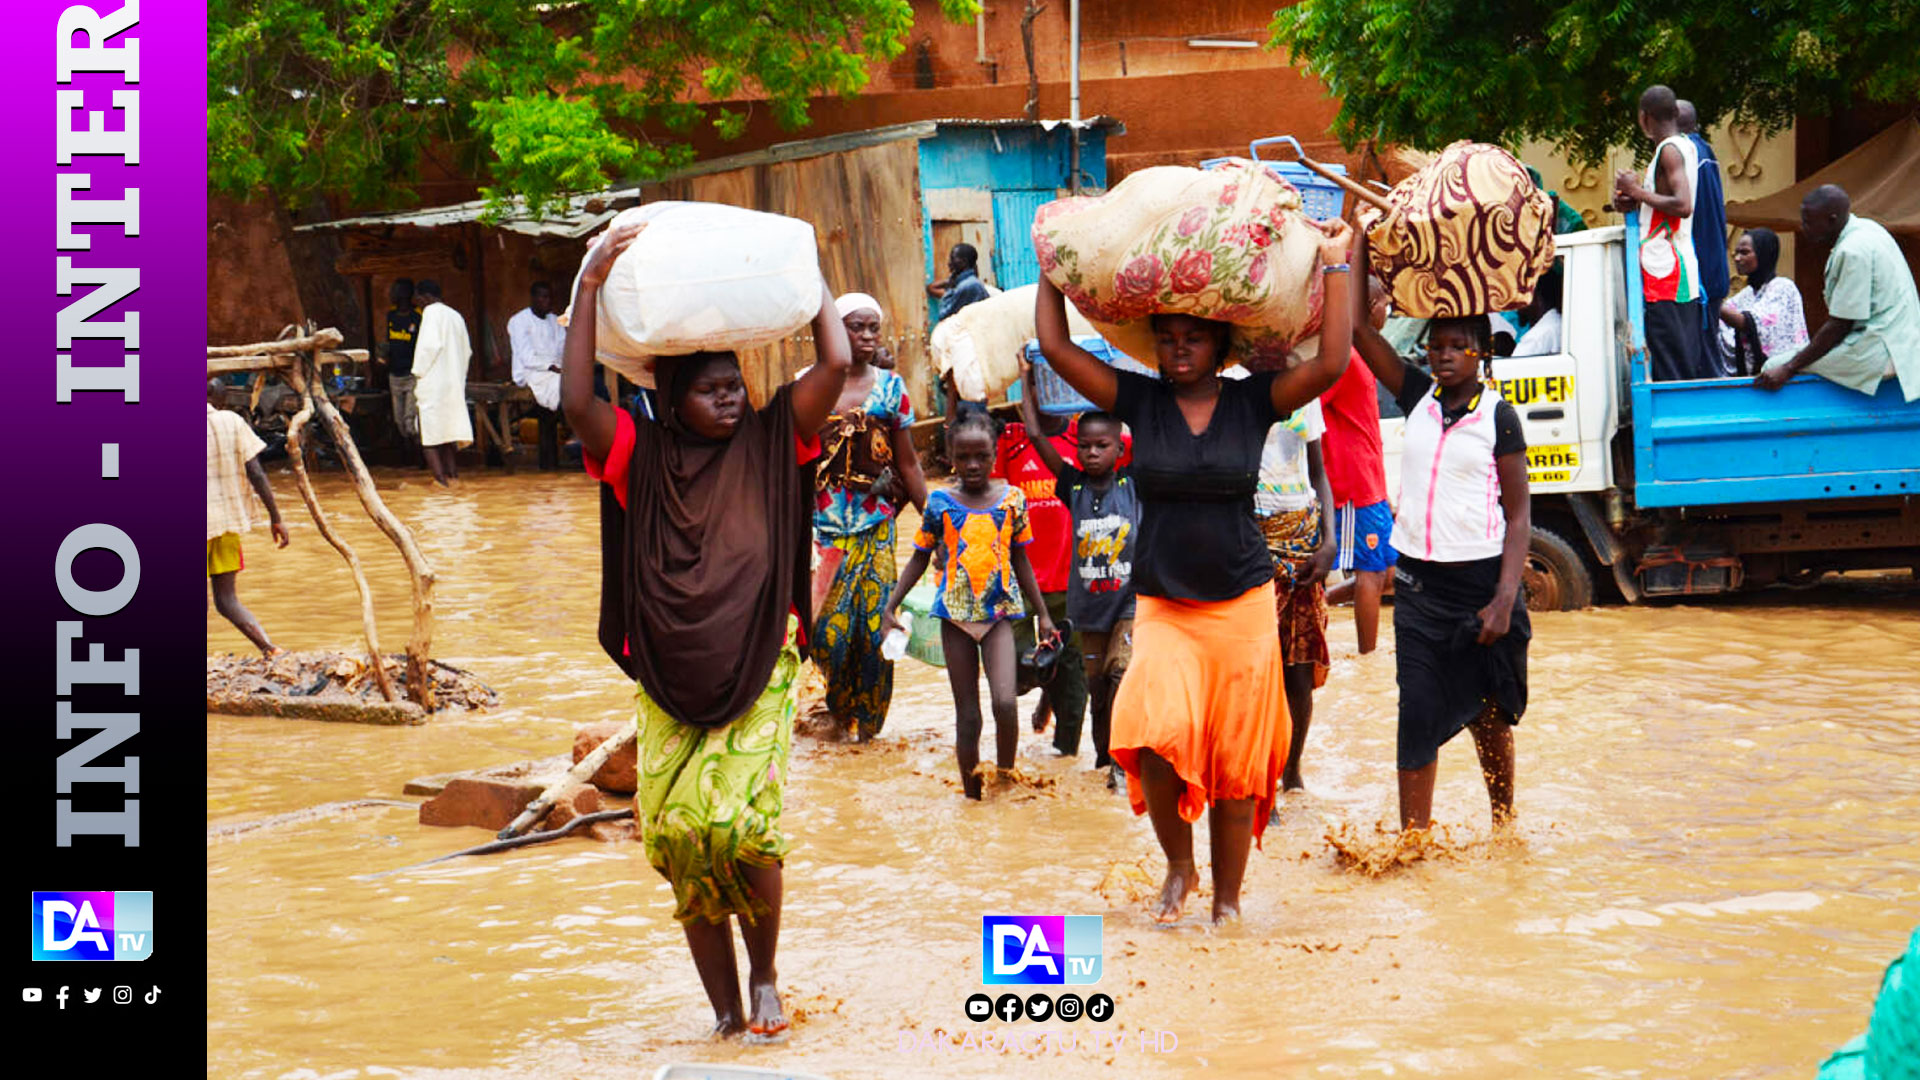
[1633,375,1920,507]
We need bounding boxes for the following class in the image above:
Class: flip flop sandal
[743,1020,791,1044]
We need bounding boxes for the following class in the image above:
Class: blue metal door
[991,189,1055,290]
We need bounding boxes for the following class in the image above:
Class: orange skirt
[1110,584,1291,840]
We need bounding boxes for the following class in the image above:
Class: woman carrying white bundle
[808,291,928,741]
[563,219,852,1039]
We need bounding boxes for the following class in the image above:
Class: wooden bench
[466,382,557,472]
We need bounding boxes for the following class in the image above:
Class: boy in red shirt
[996,408,1082,749]
[997,412,1133,753]
[1318,279,1398,653]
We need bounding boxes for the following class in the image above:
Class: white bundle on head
[569,202,824,387]
[928,283,1099,402]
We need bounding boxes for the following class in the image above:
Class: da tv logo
[31,892,153,961]
[982,916,1101,985]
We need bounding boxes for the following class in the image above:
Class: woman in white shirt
[1717,228,1808,376]
[1351,234,1533,833]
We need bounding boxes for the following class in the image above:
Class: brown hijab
[597,356,814,728]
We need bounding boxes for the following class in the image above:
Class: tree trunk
[274,200,368,350]
[1021,2,1046,121]
[303,354,440,710]
[282,356,397,703]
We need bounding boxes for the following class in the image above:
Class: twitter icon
[82,988,102,1004]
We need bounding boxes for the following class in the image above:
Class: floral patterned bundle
[1365,141,1557,318]
[1032,161,1328,371]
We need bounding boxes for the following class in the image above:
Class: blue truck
[1401,217,1920,607]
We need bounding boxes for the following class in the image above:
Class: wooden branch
[209,355,293,374]
[208,327,345,357]
[209,349,368,375]
[1278,149,1395,214]
[1021,2,1046,122]
[301,352,439,710]
[283,362,397,704]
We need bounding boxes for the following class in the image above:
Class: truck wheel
[1525,525,1595,611]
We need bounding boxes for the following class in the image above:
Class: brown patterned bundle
[1033,161,1329,370]
[1366,141,1557,318]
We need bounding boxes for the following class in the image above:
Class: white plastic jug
[881,612,912,662]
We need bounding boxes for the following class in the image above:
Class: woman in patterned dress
[809,293,928,740]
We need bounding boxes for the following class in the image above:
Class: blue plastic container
[1203,136,1352,221]
[1023,336,1154,416]
[1199,156,1346,221]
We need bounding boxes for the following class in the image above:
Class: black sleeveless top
[1111,369,1281,602]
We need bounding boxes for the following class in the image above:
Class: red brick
[571,721,638,795]
[417,776,546,830]
[588,818,636,844]
[544,781,602,830]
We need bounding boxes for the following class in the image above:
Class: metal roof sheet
[292,188,642,236]
[293,117,1123,235]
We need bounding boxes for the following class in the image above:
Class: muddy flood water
[208,466,1920,1079]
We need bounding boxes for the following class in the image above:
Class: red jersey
[1317,350,1389,508]
[993,419,1132,594]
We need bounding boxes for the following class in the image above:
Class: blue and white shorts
[1334,500,1399,574]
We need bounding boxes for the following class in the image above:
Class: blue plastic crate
[1199,155,1347,222]
[1022,336,1153,416]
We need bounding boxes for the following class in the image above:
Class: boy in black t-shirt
[382,278,422,443]
[1018,360,1140,790]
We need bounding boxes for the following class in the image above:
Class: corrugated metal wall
[989,189,1056,289]
[626,123,1111,414]
[640,139,934,411]
[919,125,1110,309]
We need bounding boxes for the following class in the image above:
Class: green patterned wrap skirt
[636,621,800,925]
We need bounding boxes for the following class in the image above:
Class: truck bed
[1632,374,1920,507]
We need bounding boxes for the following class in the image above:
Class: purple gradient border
[4,1,206,1040]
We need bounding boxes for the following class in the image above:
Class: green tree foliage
[1269,1,1920,164]
[209,0,978,214]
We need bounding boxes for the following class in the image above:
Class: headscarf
[834,292,884,324]
[596,356,815,729]
[1744,228,1781,292]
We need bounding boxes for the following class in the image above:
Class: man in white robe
[411,278,474,485]
[508,280,565,410]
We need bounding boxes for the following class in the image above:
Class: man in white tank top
[1612,85,1714,381]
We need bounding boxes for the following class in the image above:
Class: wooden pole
[300,350,439,710]
[497,719,638,839]
[360,274,375,362]
[469,222,490,377]
[208,349,365,375]
[1282,149,1396,214]
[208,328,345,357]
[282,359,398,703]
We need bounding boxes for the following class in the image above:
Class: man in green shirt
[1757,185,1920,401]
